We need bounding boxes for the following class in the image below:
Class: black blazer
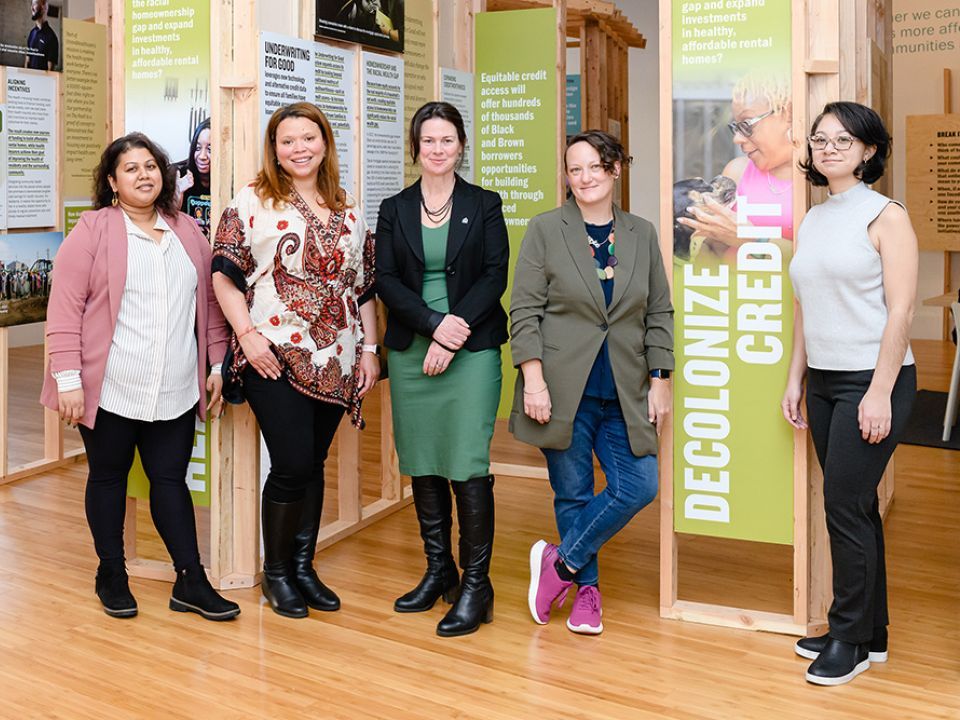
[375,175,510,352]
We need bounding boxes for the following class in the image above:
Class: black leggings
[806,364,916,644]
[79,407,201,572]
[242,369,345,503]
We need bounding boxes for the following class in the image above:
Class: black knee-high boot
[437,476,495,637]
[261,497,308,618]
[291,483,340,611]
[395,476,460,613]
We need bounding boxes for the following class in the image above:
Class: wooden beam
[657,0,677,618]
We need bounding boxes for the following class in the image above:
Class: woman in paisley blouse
[212,102,379,619]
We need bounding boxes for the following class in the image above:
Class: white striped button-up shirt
[96,212,200,421]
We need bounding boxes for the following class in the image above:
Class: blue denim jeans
[541,396,658,586]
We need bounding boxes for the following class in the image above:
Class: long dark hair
[92,133,179,214]
[186,118,211,189]
[409,101,467,164]
[799,101,891,187]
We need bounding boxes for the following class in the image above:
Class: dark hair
[92,132,179,214]
[564,130,633,174]
[799,101,890,186]
[409,101,467,164]
[186,118,211,187]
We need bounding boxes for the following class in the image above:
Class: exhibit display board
[63,19,107,202]
[314,43,358,197]
[0,0,63,72]
[316,0,405,53]
[566,74,581,137]
[125,0,211,236]
[475,8,559,414]
[402,0,436,186]
[361,51,404,232]
[0,103,6,229]
[260,32,315,132]
[670,0,794,544]
[5,68,57,229]
[0,230,62,327]
[440,68,474,183]
[906,113,960,252]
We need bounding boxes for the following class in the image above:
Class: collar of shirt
[123,210,173,249]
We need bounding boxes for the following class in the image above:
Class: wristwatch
[649,369,671,379]
[361,343,380,355]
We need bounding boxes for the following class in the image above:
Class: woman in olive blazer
[510,130,673,635]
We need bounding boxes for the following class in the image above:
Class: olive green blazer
[508,198,674,456]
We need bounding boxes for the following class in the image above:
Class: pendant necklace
[765,171,790,196]
[588,219,617,280]
[421,191,453,223]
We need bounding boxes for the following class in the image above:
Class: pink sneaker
[528,540,573,624]
[566,585,603,635]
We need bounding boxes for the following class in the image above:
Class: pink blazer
[40,206,228,429]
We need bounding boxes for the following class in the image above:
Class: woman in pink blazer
[41,133,239,621]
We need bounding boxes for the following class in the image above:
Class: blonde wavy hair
[254,102,349,212]
[732,73,791,115]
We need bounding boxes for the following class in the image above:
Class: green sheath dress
[388,222,502,481]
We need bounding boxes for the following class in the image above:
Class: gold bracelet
[523,386,548,394]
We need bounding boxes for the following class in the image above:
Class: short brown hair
[564,130,632,174]
[254,103,348,211]
[409,101,467,164]
[92,133,179,215]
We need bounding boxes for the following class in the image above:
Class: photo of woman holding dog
[674,73,794,264]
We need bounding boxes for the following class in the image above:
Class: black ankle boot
[437,476,495,637]
[805,637,871,686]
[795,626,888,662]
[95,561,137,618]
[170,564,241,621]
[262,497,309,618]
[291,484,340,611]
[395,476,460,613]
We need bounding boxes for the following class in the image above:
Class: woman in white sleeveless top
[784,102,918,686]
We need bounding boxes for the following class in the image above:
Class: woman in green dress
[376,101,509,637]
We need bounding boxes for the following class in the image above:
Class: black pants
[806,364,916,644]
[79,407,201,572]
[242,369,345,503]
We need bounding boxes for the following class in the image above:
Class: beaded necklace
[587,219,617,280]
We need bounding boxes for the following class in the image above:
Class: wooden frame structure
[658,0,896,635]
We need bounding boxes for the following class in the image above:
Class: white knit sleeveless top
[789,182,915,371]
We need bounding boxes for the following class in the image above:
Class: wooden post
[657,0,677,619]
[943,68,954,341]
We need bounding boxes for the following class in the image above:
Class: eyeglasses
[727,110,775,138]
[807,134,856,151]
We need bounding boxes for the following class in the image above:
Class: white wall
[891,0,960,339]
[619,1,661,232]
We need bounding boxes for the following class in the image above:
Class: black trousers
[242,369,345,503]
[806,364,916,644]
[79,407,201,572]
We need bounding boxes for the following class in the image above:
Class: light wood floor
[0,341,957,719]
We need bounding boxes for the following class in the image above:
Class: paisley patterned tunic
[213,184,375,425]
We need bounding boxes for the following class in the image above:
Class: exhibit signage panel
[905,113,960,251]
[5,68,57,229]
[260,31,315,135]
[316,0,404,53]
[671,0,794,544]
[0,103,6,230]
[402,0,436,186]
[361,51,404,232]
[63,19,108,202]
[475,8,558,414]
[440,68,475,184]
[314,43,358,197]
[125,0,212,237]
